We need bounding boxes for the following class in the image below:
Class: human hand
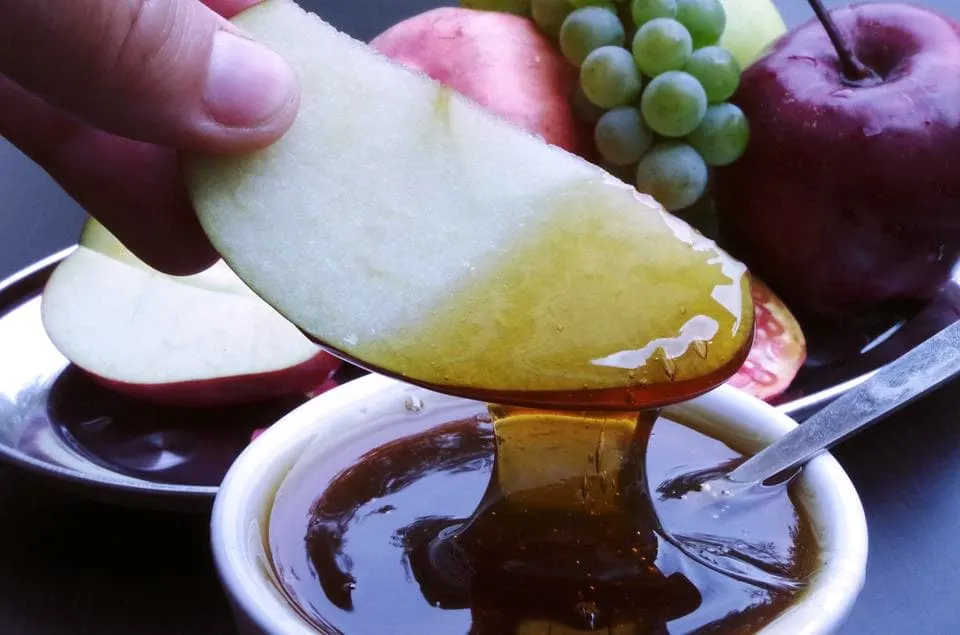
[0,0,300,275]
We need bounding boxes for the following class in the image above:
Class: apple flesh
[370,7,588,156]
[41,219,341,407]
[182,0,754,410]
[714,3,960,322]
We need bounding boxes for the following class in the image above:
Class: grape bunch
[530,0,749,211]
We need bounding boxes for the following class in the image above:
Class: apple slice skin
[42,220,341,408]
[184,0,754,408]
[87,351,340,408]
[714,3,960,322]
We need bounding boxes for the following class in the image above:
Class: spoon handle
[727,320,960,484]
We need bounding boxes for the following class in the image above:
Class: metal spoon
[732,318,960,485]
[777,274,960,417]
[651,319,960,590]
[661,319,960,498]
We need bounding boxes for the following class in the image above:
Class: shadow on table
[830,377,960,634]
[0,469,236,635]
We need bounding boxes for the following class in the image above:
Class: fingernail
[204,31,297,128]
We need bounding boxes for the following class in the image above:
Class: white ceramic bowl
[211,374,869,635]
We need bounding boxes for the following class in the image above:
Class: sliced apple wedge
[40,219,341,407]
[183,0,753,409]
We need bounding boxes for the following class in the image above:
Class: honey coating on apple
[353,187,754,408]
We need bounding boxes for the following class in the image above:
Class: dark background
[1,0,958,633]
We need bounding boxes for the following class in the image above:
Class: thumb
[0,0,299,152]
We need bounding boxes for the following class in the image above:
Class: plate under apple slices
[41,219,340,406]
[182,0,755,408]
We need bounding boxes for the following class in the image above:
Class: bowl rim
[211,375,868,635]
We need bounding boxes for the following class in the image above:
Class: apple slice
[40,219,341,407]
[182,0,753,409]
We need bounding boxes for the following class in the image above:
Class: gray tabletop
[1,1,959,633]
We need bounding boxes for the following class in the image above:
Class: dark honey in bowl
[268,396,816,634]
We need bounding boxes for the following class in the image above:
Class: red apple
[371,6,590,156]
[714,3,960,321]
[41,219,341,407]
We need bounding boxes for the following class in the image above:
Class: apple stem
[805,0,877,83]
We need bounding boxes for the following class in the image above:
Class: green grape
[686,102,749,166]
[683,46,740,103]
[631,0,677,26]
[594,107,654,165]
[640,70,707,137]
[531,0,575,39]
[631,18,693,77]
[559,7,626,66]
[635,141,708,211]
[581,46,643,108]
[571,84,607,125]
[676,0,726,48]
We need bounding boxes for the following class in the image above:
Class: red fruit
[714,4,960,321]
[727,278,807,402]
[371,7,590,156]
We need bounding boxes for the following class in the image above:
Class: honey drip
[402,407,703,633]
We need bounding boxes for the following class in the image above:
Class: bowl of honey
[210,373,867,635]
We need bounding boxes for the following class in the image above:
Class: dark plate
[0,249,311,511]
